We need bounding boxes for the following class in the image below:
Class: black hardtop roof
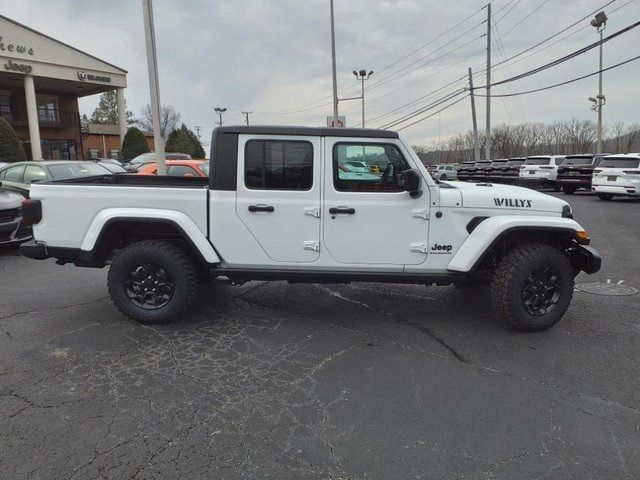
[216,125,399,139]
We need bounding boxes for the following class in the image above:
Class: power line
[474,53,640,97]
[474,19,640,89]
[499,0,553,38]
[379,89,468,129]
[397,94,470,131]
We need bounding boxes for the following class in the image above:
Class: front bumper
[571,245,602,274]
[0,217,32,245]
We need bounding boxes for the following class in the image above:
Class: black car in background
[498,157,527,184]
[469,160,492,182]
[556,154,608,194]
[456,161,476,182]
[486,159,508,183]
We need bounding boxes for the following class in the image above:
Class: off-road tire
[108,240,198,324]
[491,244,574,332]
[562,186,577,194]
[598,193,613,201]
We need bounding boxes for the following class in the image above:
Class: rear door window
[245,140,313,190]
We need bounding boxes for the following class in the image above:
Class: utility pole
[330,0,339,124]
[590,11,607,153]
[485,2,491,161]
[353,69,373,127]
[141,0,166,175]
[194,125,201,140]
[468,67,481,162]
[214,107,227,127]
[241,111,253,125]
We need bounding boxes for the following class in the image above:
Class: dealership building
[0,15,128,160]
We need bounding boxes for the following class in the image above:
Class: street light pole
[590,11,607,154]
[141,0,166,175]
[330,0,339,124]
[214,107,227,127]
[485,2,491,161]
[353,69,373,128]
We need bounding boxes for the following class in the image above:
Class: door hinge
[303,240,320,252]
[410,242,429,254]
[412,208,430,220]
[304,207,321,218]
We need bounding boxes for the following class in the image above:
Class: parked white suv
[592,153,640,200]
[519,155,566,189]
[20,126,600,332]
[432,164,457,181]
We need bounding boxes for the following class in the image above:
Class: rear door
[323,138,430,266]
[235,135,321,263]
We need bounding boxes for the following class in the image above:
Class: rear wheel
[491,244,574,332]
[562,185,577,194]
[108,240,198,324]
[598,193,613,201]
[440,173,447,180]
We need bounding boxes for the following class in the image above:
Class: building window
[36,95,59,123]
[22,140,77,160]
[109,149,119,160]
[0,94,12,121]
[89,149,99,160]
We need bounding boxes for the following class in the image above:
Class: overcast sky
[1,0,638,147]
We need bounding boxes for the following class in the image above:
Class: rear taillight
[21,199,42,226]
[623,170,640,174]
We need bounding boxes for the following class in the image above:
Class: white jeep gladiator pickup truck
[20,126,601,332]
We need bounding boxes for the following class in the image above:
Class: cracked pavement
[0,193,639,479]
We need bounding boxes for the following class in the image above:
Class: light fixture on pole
[353,69,373,128]
[241,111,253,125]
[214,107,227,127]
[590,10,607,154]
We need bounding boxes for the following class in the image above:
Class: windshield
[48,163,110,180]
[99,163,127,173]
[524,157,551,165]
[600,158,640,168]
[563,157,593,166]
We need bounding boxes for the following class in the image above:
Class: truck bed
[30,175,209,250]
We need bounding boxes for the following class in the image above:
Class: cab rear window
[600,158,640,168]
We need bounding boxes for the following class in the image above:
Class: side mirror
[397,168,422,198]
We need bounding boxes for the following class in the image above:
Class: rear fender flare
[81,208,220,264]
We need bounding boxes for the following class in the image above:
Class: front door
[323,139,430,266]
[235,135,321,263]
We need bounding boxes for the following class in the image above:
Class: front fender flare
[447,216,585,273]
[80,208,221,264]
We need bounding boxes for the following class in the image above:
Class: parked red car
[137,160,209,177]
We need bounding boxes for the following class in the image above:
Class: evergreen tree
[165,123,206,158]
[0,117,27,163]
[89,91,134,125]
[122,127,150,160]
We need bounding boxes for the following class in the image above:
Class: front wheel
[440,173,447,180]
[562,186,576,194]
[108,240,198,324]
[598,193,613,201]
[491,244,574,332]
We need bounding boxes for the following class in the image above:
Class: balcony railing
[37,106,59,124]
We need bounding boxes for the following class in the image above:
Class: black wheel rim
[124,262,174,310]
[521,266,562,316]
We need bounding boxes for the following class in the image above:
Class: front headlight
[562,204,573,218]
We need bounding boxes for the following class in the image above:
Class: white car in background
[519,155,566,190]
[433,164,457,181]
[592,153,640,200]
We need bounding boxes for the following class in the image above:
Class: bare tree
[136,104,181,139]
[624,123,640,153]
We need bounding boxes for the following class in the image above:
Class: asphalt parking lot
[1,192,639,480]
